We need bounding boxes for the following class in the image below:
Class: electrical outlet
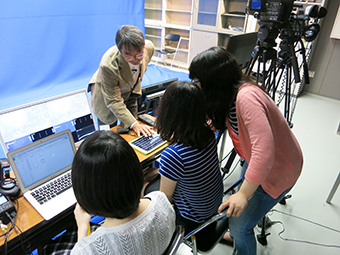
[309,70,315,78]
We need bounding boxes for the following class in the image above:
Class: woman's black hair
[156,81,215,150]
[72,131,143,219]
[189,47,244,132]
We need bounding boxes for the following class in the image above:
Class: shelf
[198,11,218,15]
[145,7,162,11]
[222,12,246,18]
[164,23,191,30]
[154,56,189,69]
[145,24,163,29]
[145,19,163,26]
[165,46,189,53]
[145,34,162,39]
[164,59,189,69]
[165,9,192,14]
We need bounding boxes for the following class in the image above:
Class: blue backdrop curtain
[0,0,145,109]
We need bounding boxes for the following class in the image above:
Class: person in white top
[70,131,175,255]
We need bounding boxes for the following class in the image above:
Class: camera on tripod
[246,0,327,44]
[244,0,327,126]
[246,0,293,23]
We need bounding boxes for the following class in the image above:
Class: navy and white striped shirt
[229,100,239,136]
[159,140,223,223]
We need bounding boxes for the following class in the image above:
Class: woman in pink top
[189,47,303,255]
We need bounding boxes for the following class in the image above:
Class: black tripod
[245,22,309,127]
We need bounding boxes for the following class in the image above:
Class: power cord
[1,200,18,255]
[219,148,233,165]
[268,209,340,249]
[1,199,33,255]
[6,211,32,254]
[223,158,243,181]
[219,148,243,181]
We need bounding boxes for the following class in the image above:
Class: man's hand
[132,122,153,137]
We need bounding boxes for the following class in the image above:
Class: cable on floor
[267,209,340,249]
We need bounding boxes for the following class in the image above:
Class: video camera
[246,0,293,23]
[246,0,327,44]
[244,0,327,127]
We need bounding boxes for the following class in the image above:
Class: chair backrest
[183,210,229,253]
[164,33,181,49]
[181,178,244,254]
[165,33,181,42]
[162,225,185,255]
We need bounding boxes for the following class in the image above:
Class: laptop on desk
[7,129,77,220]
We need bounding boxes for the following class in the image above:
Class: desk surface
[0,119,167,254]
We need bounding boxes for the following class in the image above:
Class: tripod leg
[257,216,271,246]
[284,65,294,127]
[264,58,277,99]
[245,45,261,76]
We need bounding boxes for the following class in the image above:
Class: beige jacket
[89,40,154,127]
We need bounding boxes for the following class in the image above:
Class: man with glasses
[89,25,154,137]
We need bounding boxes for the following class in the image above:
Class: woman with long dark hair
[189,47,303,255]
[156,81,224,234]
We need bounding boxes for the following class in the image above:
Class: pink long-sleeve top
[226,84,303,199]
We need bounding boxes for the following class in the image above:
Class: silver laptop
[7,129,77,220]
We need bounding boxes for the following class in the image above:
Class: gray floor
[176,92,340,255]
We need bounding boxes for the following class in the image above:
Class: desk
[0,121,167,254]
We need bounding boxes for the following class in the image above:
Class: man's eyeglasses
[123,52,144,62]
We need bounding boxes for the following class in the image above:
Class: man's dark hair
[72,131,143,219]
[156,81,215,150]
[115,25,145,51]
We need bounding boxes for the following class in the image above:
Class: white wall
[305,0,340,100]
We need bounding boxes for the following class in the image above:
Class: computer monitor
[0,89,97,154]
[138,78,178,115]
[222,32,258,69]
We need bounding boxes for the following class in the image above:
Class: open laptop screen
[9,130,75,191]
[0,89,97,154]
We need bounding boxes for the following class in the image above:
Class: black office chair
[155,33,182,68]
[182,178,243,254]
[183,211,229,254]
[163,225,185,255]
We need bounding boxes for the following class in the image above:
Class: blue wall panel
[0,0,144,108]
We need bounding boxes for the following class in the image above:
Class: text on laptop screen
[11,132,75,189]
[0,89,96,153]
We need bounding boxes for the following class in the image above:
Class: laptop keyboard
[130,132,165,154]
[31,172,72,205]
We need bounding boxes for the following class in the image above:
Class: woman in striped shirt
[156,81,224,234]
